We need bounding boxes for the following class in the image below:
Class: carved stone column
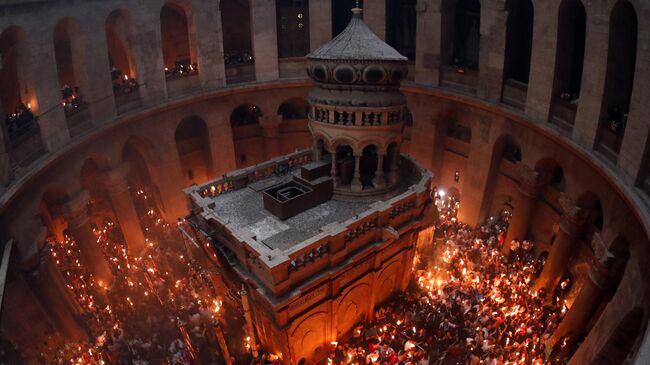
[551,234,614,344]
[63,191,113,285]
[373,152,386,189]
[104,165,146,255]
[351,153,363,192]
[260,115,283,160]
[504,164,543,252]
[331,153,339,188]
[535,194,584,294]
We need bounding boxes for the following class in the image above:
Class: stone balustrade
[310,104,404,126]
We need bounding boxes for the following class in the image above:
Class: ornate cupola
[306,5,408,196]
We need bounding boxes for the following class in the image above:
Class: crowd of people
[164,61,198,80]
[326,193,579,365]
[33,187,246,365]
[111,67,139,96]
[61,85,85,115]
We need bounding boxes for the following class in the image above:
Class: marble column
[351,154,363,192]
[504,164,542,252]
[63,190,113,285]
[251,0,279,82]
[260,115,283,160]
[33,250,88,341]
[193,0,226,89]
[373,152,386,189]
[415,0,442,86]
[364,0,386,40]
[309,0,332,51]
[535,195,584,294]
[104,165,146,255]
[29,28,70,151]
[77,17,118,124]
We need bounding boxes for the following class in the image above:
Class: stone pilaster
[28,28,70,151]
[309,0,332,51]
[193,0,227,89]
[131,7,167,105]
[477,0,507,102]
[260,115,283,160]
[572,10,609,149]
[525,0,558,121]
[251,0,279,82]
[104,165,146,255]
[63,190,113,285]
[364,0,386,40]
[415,0,442,86]
[77,18,117,125]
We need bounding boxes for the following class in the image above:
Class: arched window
[277,0,310,58]
[386,0,416,60]
[596,0,637,160]
[221,0,255,84]
[278,98,309,120]
[160,2,198,80]
[549,0,586,130]
[54,17,90,135]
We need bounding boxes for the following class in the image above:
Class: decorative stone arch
[358,137,387,155]
[376,259,401,303]
[336,282,371,335]
[121,135,165,213]
[221,0,255,84]
[174,115,212,186]
[440,0,481,70]
[277,97,310,120]
[230,103,263,127]
[53,17,87,92]
[289,310,328,365]
[331,137,359,154]
[503,0,534,84]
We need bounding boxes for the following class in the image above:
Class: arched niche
[160,1,198,79]
[549,0,586,131]
[595,0,638,160]
[174,116,212,186]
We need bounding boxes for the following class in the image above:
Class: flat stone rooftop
[206,167,409,251]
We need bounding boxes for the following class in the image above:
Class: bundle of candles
[33,187,233,365]
[327,196,577,365]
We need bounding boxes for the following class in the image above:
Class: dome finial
[352,0,362,16]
